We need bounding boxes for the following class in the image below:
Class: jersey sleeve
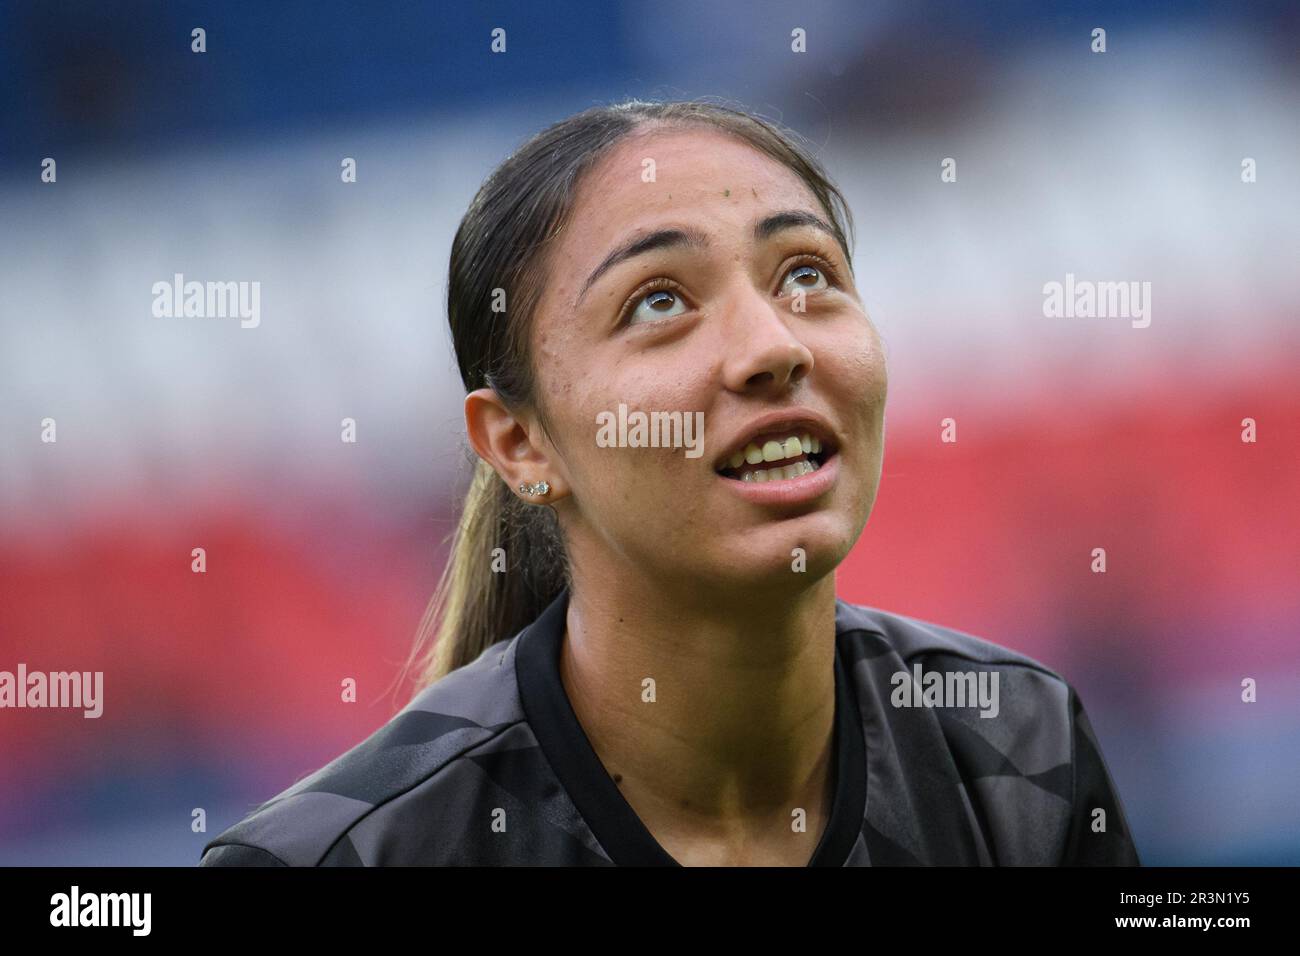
[199,842,290,867]
[1059,685,1141,865]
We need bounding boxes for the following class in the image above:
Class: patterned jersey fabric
[200,588,1141,866]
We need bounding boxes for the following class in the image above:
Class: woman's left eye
[781,261,830,293]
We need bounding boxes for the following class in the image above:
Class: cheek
[566,364,712,514]
[561,368,678,489]
[581,352,712,431]
[821,322,887,410]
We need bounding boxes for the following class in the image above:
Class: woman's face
[528,125,888,595]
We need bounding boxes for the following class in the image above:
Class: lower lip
[716,451,839,506]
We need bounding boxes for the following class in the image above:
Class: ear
[464,388,566,502]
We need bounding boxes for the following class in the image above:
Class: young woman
[201,99,1140,867]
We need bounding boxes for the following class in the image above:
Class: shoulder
[834,596,1077,798]
[834,598,1140,864]
[834,596,1072,714]
[835,597,1066,680]
[199,634,526,867]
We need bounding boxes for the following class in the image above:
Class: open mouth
[714,431,838,483]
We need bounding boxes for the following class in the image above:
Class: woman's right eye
[625,283,688,325]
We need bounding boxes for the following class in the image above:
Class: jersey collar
[515,587,866,866]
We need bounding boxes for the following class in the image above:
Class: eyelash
[615,251,845,327]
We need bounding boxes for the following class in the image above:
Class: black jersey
[199,588,1140,866]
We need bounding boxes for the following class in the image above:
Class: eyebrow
[576,209,841,305]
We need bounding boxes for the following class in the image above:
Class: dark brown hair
[401,97,855,693]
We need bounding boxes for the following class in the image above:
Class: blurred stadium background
[1,0,1297,865]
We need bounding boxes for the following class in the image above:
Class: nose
[718,284,814,394]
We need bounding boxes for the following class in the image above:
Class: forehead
[582,125,817,210]
[547,126,825,289]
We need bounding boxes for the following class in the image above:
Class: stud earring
[518,479,550,498]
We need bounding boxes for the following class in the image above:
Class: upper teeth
[725,432,822,470]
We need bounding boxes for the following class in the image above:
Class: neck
[559,560,840,857]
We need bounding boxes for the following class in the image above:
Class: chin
[708,524,851,591]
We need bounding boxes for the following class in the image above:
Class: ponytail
[403,457,568,692]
